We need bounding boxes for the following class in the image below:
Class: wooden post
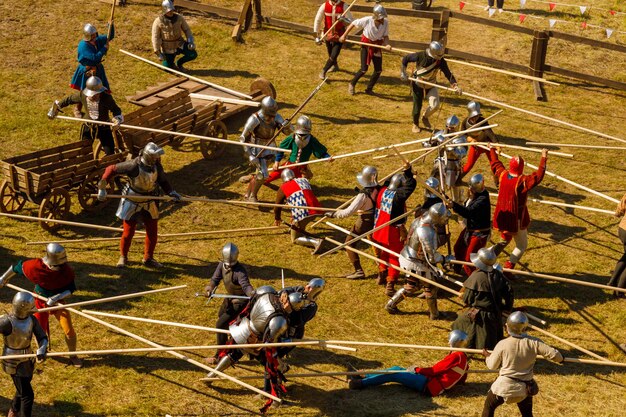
[232,0,252,42]
[435,9,450,45]
[529,30,550,101]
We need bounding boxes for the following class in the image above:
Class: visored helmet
[221,242,239,267]
[140,142,165,166]
[12,292,35,320]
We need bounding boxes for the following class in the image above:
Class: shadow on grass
[0,397,107,417]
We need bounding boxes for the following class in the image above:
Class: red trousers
[121,217,158,260]
[377,227,404,282]
[34,298,76,339]
[462,146,489,176]
[265,165,305,184]
[453,228,490,277]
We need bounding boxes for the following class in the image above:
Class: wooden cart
[123,76,275,159]
[0,141,128,230]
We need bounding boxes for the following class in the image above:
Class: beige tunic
[616,193,626,230]
[486,335,562,404]
[152,14,193,54]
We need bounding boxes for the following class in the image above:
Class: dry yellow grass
[0,0,625,416]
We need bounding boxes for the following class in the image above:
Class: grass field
[0,0,625,416]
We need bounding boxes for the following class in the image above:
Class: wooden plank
[127,78,188,104]
[175,0,241,19]
[264,16,311,33]
[449,11,535,36]
[3,141,87,165]
[32,154,94,175]
[351,5,440,19]
[543,65,626,91]
[16,146,92,170]
[125,89,190,120]
[446,48,528,73]
[548,31,626,54]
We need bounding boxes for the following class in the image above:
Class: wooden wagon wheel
[249,78,277,99]
[38,188,71,231]
[78,170,113,212]
[199,120,228,160]
[0,180,26,213]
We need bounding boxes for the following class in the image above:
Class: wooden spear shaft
[26,226,283,245]
[276,124,498,170]
[54,115,290,154]
[5,284,282,403]
[527,142,626,150]
[344,40,560,86]
[445,142,573,158]
[96,194,338,212]
[491,147,620,204]
[487,193,614,216]
[0,212,145,235]
[106,0,116,40]
[409,78,626,144]
[82,310,231,334]
[320,0,357,41]
[189,92,260,107]
[119,49,253,99]
[450,260,626,294]
[36,285,188,313]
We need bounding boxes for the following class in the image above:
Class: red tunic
[280,178,321,222]
[415,351,469,396]
[21,259,76,292]
[373,186,403,245]
[324,0,346,42]
[490,149,546,233]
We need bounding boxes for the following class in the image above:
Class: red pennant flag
[581,21,587,29]
[459,1,466,10]
[519,14,527,23]
[549,3,556,11]
[609,10,616,16]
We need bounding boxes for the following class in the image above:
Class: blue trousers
[361,366,428,391]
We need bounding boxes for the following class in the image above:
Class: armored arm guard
[240,114,260,157]
[45,290,72,307]
[0,265,17,288]
[265,316,288,343]
[417,225,444,265]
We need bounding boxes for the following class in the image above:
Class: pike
[94,194,339,212]
[343,40,560,85]
[25,225,284,245]
[54,115,289,154]
[325,232,608,361]
[274,124,498,170]
[527,142,626,151]
[409,77,626,144]
[5,284,282,403]
[119,49,253,99]
[319,0,358,41]
[107,0,116,40]
[389,142,573,159]
[0,212,145,235]
[487,193,614,216]
[489,147,619,204]
[35,285,187,313]
[189,92,260,107]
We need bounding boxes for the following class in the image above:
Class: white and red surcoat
[281,178,321,222]
[415,351,469,396]
[323,1,346,41]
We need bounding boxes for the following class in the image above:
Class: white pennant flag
[488,7,496,17]
[520,0,526,7]
[579,6,587,15]
[549,19,557,28]
[606,28,614,39]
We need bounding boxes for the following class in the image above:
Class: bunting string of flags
[458,1,626,39]
[519,0,625,16]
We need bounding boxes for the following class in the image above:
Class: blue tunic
[70,26,115,91]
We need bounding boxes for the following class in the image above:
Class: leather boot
[385,281,396,297]
[376,269,387,286]
[66,336,83,368]
[426,299,440,320]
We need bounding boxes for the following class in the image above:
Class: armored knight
[444,114,460,134]
[203,242,255,364]
[425,132,468,203]
[207,287,304,410]
[0,243,82,367]
[98,142,182,268]
[239,96,291,202]
[0,292,48,417]
[274,168,324,254]
[386,203,451,319]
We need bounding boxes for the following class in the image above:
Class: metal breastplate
[222,266,245,296]
[5,316,33,350]
[249,294,280,334]
[129,165,158,194]
[252,118,277,143]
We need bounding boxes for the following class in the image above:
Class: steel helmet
[506,311,529,336]
[426,41,445,60]
[509,155,525,176]
[305,278,325,303]
[470,247,498,272]
[83,23,97,41]
[140,142,165,166]
[288,292,305,311]
[221,242,239,267]
[372,4,387,20]
[12,292,35,320]
[447,136,468,159]
[294,115,312,136]
[446,114,460,131]
[83,76,107,97]
[162,0,175,14]
[424,177,440,199]
[467,100,481,119]
[387,173,406,191]
[356,166,378,188]
[428,203,450,225]
[448,330,469,348]
[43,243,67,268]
[255,285,277,296]
[260,96,278,118]
[469,173,485,193]
[281,168,295,183]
